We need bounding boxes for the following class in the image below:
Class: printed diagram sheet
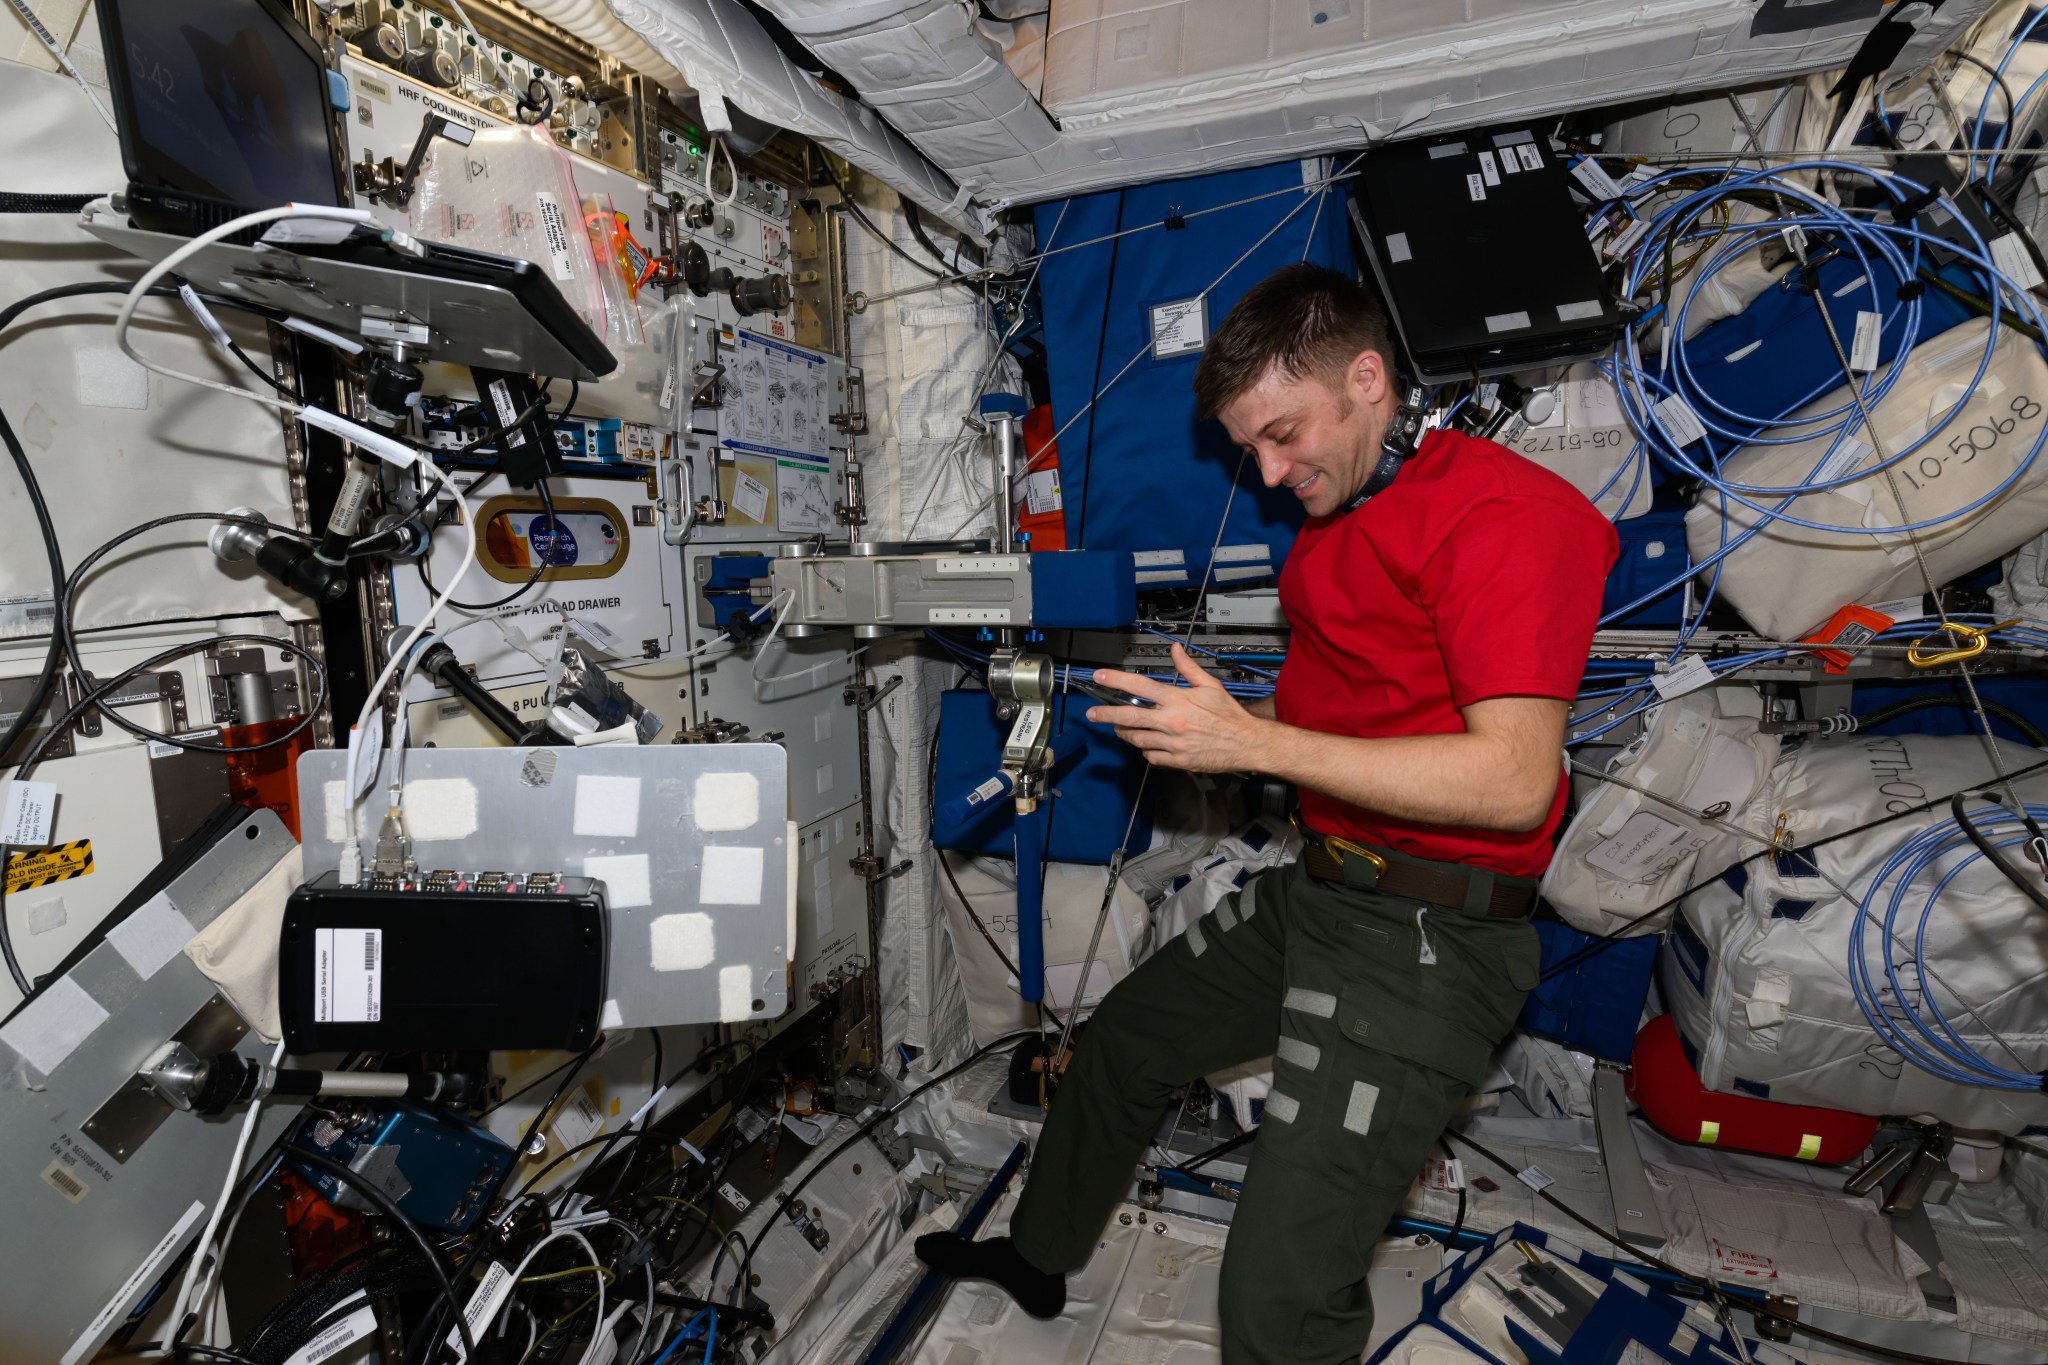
[727,330,837,534]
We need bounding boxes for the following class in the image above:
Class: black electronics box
[278,872,607,1052]
[1350,126,1622,382]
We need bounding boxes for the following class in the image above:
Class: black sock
[913,1233,1067,1319]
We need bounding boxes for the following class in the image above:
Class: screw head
[1118,1213,1132,1226]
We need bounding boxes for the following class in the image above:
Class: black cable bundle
[242,1243,443,1365]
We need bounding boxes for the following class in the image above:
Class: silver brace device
[988,648,1054,812]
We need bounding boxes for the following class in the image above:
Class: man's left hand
[1085,644,1271,773]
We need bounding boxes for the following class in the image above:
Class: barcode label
[1652,394,1708,447]
[314,928,382,1023]
[487,380,528,448]
[447,1262,515,1361]
[288,1293,375,1365]
[1849,310,1882,373]
[533,192,577,282]
[41,1161,89,1204]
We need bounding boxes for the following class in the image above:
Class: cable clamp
[1905,619,2018,668]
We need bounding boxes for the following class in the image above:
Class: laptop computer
[95,0,348,237]
[1350,126,1623,384]
[91,0,616,379]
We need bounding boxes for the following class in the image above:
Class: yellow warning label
[1697,1120,1721,1144]
[4,839,92,893]
[1796,1133,1822,1161]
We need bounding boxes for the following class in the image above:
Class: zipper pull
[1415,907,1438,966]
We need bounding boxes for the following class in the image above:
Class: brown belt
[1300,835,1537,920]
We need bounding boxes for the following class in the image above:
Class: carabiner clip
[1906,620,2019,668]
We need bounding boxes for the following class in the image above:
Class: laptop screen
[102,0,343,212]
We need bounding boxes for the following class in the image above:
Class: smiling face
[1216,349,1395,518]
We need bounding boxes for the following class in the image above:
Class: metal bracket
[843,674,903,714]
[75,669,188,738]
[1591,1064,1669,1250]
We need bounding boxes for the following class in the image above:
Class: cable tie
[1896,280,1925,302]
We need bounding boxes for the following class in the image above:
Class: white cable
[482,1228,607,1365]
[114,204,381,413]
[710,135,740,207]
[346,462,479,866]
[4,0,117,132]
[444,0,521,92]
[155,1040,287,1356]
[748,589,866,692]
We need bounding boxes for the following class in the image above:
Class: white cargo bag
[1687,317,2048,639]
[1153,812,1303,1125]
[1660,733,2048,1133]
[1543,688,1778,937]
[935,854,1152,1045]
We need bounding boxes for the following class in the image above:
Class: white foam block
[583,853,652,909]
[106,893,196,982]
[718,965,753,1021]
[649,912,716,971]
[699,846,764,905]
[402,779,479,841]
[0,976,110,1077]
[573,774,642,839]
[693,772,760,832]
[322,779,348,844]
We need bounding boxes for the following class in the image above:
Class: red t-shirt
[1275,428,1618,878]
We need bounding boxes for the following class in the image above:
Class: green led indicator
[686,142,701,156]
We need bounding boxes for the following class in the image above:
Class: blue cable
[1850,801,2048,1089]
[648,1310,711,1365]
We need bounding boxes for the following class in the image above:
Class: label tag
[177,284,234,351]
[1585,811,1690,880]
[1652,394,1708,447]
[971,775,1007,804]
[1814,435,1869,484]
[1149,297,1208,358]
[731,471,771,523]
[1653,654,1716,700]
[1570,159,1624,200]
[1516,142,1543,172]
[447,1261,516,1360]
[1850,310,1882,373]
[554,1088,605,1150]
[718,1181,752,1212]
[1443,1158,1466,1189]
[286,1293,376,1365]
[565,616,627,659]
[347,711,384,802]
[1466,172,1487,202]
[1992,232,2045,290]
[3,839,93,894]
[534,192,577,281]
[486,380,529,448]
[1516,1165,1556,1193]
[1865,594,1926,622]
[314,927,383,1023]
[1,779,56,845]
[1478,150,1501,186]
[1603,216,1652,261]
[1021,468,1062,515]
[261,218,361,246]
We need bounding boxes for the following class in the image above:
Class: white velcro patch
[1343,1080,1381,1135]
[1264,1089,1301,1123]
[1283,986,1336,1018]
[1275,1035,1321,1071]
[1185,920,1207,957]
[1213,895,1237,931]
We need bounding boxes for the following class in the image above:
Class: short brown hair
[1192,264,1396,420]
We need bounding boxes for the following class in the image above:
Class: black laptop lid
[97,0,344,217]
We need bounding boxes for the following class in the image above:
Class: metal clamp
[989,649,1053,813]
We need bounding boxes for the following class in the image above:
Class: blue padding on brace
[1516,921,1658,1064]
[1029,551,1136,628]
[932,689,1150,865]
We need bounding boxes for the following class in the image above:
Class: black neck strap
[1341,381,1431,514]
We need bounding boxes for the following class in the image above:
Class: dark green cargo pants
[1010,846,1539,1364]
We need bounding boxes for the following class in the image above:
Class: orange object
[222,715,313,840]
[1628,1015,1877,1165]
[1017,404,1068,551]
[281,1168,370,1282]
[1799,604,1894,674]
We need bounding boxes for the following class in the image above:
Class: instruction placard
[728,330,836,532]
[1150,296,1208,358]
